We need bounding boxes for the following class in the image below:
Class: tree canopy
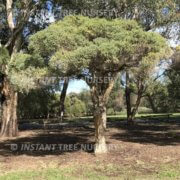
[30,15,170,79]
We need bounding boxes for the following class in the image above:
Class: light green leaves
[29,15,171,80]
[8,53,31,71]
[9,67,48,92]
[4,52,48,92]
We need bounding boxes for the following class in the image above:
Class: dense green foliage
[18,90,88,119]
[65,93,86,117]
[18,88,59,119]
[30,16,170,83]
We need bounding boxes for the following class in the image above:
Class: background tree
[166,46,180,111]
[144,78,169,113]
[107,75,125,115]
[125,45,171,124]
[18,87,60,119]
[65,93,86,117]
[59,78,69,121]
[0,0,59,137]
[57,0,179,31]
[77,90,93,116]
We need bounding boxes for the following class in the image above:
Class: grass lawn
[107,112,180,119]
[0,113,179,180]
[18,113,180,124]
[0,163,180,180]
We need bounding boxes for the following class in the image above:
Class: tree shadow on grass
[0,116,180,158]
[0,126,95,157]
[109,117,180,146]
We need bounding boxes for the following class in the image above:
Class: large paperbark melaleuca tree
[0,0,36,137]
[29,15,169,154]
[0,45,47,137]
[0,0,58,137]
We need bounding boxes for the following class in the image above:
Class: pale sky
[67,80,89,94]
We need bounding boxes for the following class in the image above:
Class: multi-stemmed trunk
[59,78,69,121]
[0,77,18,137]
[125,71,144,125]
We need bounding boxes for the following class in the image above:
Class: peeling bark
[90,74,116,154]
[94,100,107,154]
[0,77,18,137]
[1,0,43,137]
[6,0,15,31]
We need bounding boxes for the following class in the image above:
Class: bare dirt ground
[0,118,180,178]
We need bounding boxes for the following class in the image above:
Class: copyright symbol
[10,144,18,151]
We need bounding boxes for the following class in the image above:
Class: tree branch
[6,0,15,31]
[5,0,39,49]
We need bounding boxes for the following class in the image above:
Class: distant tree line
[16,48,180,120]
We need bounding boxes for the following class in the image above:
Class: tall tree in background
[78,90,93,116]
[0,0,57,137]
[18,87,60,119]
[0,0,35,137]
[58,0,179,31]
[145,79,169,113]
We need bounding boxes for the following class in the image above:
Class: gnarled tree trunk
[93,97,107,154]
[0,77,18,137]
[125,71,144,125]
[90,75,116,154]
